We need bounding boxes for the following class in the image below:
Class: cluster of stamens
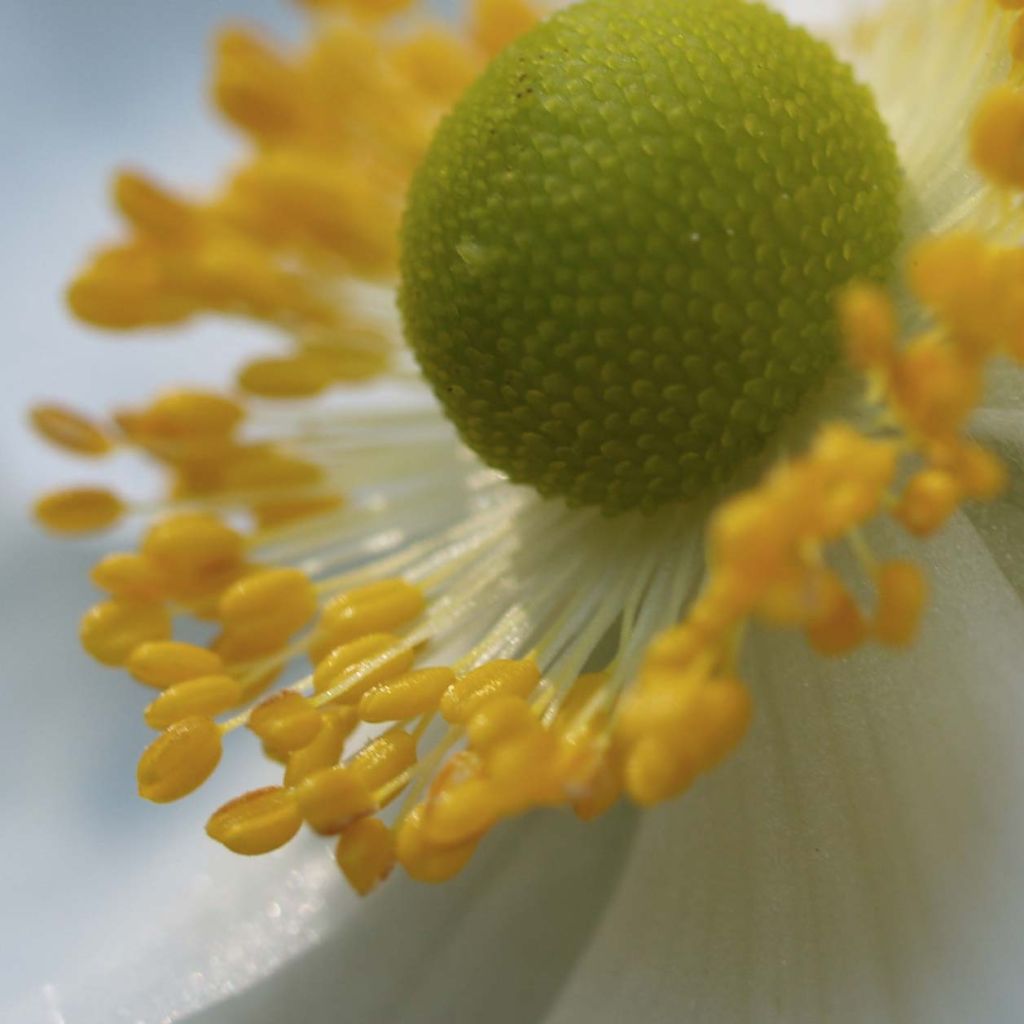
[29,0,1024,893]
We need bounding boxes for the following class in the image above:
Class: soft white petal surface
[542,516,1024,1024]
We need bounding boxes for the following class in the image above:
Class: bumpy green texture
[400,0,902,513]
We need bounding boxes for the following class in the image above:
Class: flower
[22,0,1024,1017]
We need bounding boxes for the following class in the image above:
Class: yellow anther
[237,355,337,399]
[892,336,982,438]
[391,29,479,102]
[484,728,561,812]
[127,640,224,690]
[569,747,622,822]
[79,600,172,667]
[221,445,323,492]
[945,442,1008,501]
[137,716,222,803]
[213,28,306,141]
[248,692,324,757]
[313,579,425,655]
[30,403,113,457]
[874,561,929,648]
[90,552,167,601]
[312,633,415,701]
[335,818,396,896]
[465,695,537,753]
[839,282,897,372]
[471,0,538,56]
[113,171,197,243]
[624,736,699,807]
[709,490,795,584]
[144,674,244,729]
[294,765,377,835]
[283,706,359,786]
[348,728,418,799]
[358,667,455,723]
[971,85,1024,189]
[1012,15,1024,65]
[206,786,303,855]
[396,804,480,884]
[35,487,125,534]
[141,513,246,599]
[297,0,414,18]
[805,577,868,656]
[439,659,541,724]
[690,679,754,768]
[218,567,318,641]
[893,468,963,537]
[423,775,499,846]
[134,390,244,448]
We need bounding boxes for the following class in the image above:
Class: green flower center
[399,0,902,514]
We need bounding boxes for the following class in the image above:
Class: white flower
[9,0,1024,1021]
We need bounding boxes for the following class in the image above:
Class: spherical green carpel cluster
[399,0,903,514]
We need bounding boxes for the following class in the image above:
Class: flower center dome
[399,0,903,514]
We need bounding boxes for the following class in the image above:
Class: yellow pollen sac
[137,716,223,803]
[439,659,541,724]
[123,390,244,462]
[625,736,700,807]
[90,553,167,601]
[236,351,383,399]
[35,487,125,534]
[970,85,1024,190]
[471,0,539,56]
[206,786,303,855]
[804,577,868,656]
[893,469,963,537]
[296,0,414,17]
[218,567,318,640]
[465,695,538,753]
[347,728,418,798]
[113,171,198,244]
[247,691,324,757]
[283,707,359,787]
[312,633,415,700]
[127,641,224,690]
[838,284,897,373]
[873,561,929,648]
[30,403,114,457]
[144,674,244,730]
[141,513,246,599]
[395,804,480,884]
[948,442,1008,501]
[423,775,499,847]
[358,667,456,723]
[313,579,425,655]
[294,765,377,835]
[80,600,172,667]
[390,29,480,103]
[335,818,396,896]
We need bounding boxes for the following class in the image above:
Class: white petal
[543,515,1024,1024]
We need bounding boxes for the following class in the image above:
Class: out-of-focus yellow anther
[296,0,413,18]
[893,468,963,537]
[471,0,539,56]
[839,283,897,372]
[218,567,318,641]
[283,706,359,786]
[35,487,125,534]
[206,786,303,855]
[335,818,395,896]
[141,513,246,599]
[391,30,480,102]
[347,728,418,799]
[312,633,415,701]
[625,736,699,807]
[144,674,244,729]
[892,336,981,438]
[313,579,425,656]
[1011,14,1024,65]
[953,442,1009,500]
[358,666,455,723]
[136,389,243,444]
[127,640,224,690]
[873,561,929,648]
[805,577,868,656]
[971,86,1024,189]
[440,658,541,724]
[295,765,377,834]
[113,171,198,243]
[237,355,335,399]
[90,552,167,601]
[569,746,622,822]
[137,716,222,802]
[396,804,480,884]
[30,403,113,457]
[247,691,324,757]
[80,600,172,667]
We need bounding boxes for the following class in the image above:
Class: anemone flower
[18,0,1024,1019]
